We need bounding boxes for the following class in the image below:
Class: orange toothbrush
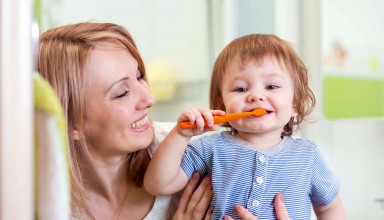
[180,108,267,129]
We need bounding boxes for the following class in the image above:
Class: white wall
[41,0,211,121]
[322,0,384,75]
[328,120,384,219]
[319,0,384,218]
[41,0,210,81]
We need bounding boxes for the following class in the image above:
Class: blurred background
[1,0,383,219]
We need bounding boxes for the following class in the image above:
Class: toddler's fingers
[190,108,205,131]
[197,107,214,127]
[211,109,226,116]
[178,109,197,124]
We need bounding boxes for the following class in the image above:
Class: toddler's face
[220,56,297,146]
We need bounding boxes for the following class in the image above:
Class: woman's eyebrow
[105,77,129,93]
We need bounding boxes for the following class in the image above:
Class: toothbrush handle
[179,108,266,129]
[179,112,253,129]
[179,116,228,129]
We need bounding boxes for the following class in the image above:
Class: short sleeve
[311,146,340,205]
[180,138,210,178]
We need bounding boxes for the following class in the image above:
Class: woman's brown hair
[37,22,151,219]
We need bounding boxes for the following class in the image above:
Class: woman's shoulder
[148,122,176,157]
[153,121,175,140]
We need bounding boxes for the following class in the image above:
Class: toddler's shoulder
[288,136,318,151]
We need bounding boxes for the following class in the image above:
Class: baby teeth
[129,116,148,129]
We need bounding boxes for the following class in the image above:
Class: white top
[144,121,215,219]
[144,122,175,219]
[143,196,172,220]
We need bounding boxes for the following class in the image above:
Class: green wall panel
[323,75,384,119]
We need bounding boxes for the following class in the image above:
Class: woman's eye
[137,71,145,81]
[137,75,144,81]
[266,85,279,90]
[115,91,128,99]
[235,87,248,92]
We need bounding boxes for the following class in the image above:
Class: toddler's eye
[266,85,279,90]
[235,87,248,92]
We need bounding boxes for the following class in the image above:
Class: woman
[37,22,290,220]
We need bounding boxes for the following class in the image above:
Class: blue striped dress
[180,131,339,220]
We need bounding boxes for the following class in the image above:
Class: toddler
[144,34,345,219]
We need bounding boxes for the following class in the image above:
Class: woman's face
[81,41,155,159]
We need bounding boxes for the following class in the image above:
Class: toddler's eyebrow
[264,72,288,81]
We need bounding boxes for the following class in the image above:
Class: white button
[259,155,266,163]
[256,177,264,184]
[252,200,260,207]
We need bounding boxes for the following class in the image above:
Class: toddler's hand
[176,107,225,137]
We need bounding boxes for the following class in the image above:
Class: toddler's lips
[249,109,272,117]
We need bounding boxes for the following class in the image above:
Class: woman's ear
[71,129,81,140]
[292,108,298,117]
[292,104,298,117]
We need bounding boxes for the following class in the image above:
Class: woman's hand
[223,192,291,220]
[173,172,213,220]
[274,192,291,220]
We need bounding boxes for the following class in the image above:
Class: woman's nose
[137,84,155,109]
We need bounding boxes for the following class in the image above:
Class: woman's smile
[129,116,150,129]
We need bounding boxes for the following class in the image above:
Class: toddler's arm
[313,195,345,220]
[144,107,224,196]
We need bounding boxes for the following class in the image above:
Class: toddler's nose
[247,91,265,102]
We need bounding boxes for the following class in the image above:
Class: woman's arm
[173,172,213,220]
